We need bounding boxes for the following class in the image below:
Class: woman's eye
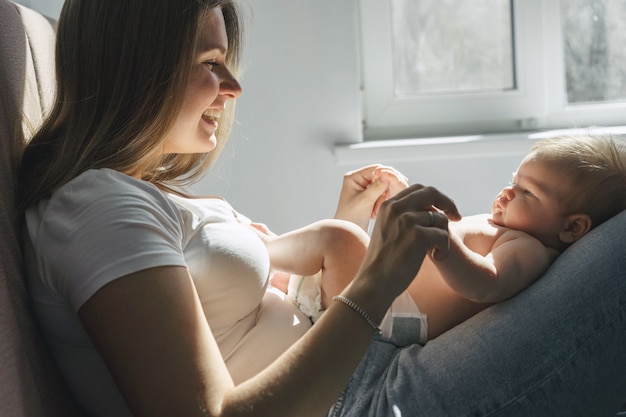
[204,61,219,71]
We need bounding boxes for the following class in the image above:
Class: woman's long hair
[19,0,243,209]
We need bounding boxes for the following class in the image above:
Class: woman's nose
[220,68,242,100]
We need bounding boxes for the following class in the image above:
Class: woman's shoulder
[53,168,174,210]
[59,168,163,199]
[28,168,183,235]
[24,169,188,311]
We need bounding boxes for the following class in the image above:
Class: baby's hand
[248,222,277,245]
[371,167,409,218]
[335,164,409,231]
[250,222,275,236]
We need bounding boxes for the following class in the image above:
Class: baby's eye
[523,189,534,197]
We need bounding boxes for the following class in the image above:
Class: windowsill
[334,126,626,166]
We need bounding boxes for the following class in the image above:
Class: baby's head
[492,134,626,250]
[531,134,626,228]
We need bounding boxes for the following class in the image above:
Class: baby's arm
[432,228,559,303]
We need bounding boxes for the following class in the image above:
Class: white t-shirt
[23,168,311,416]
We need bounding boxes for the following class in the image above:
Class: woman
[19,1,459,416]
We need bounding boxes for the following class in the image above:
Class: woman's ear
[559,214,592,244]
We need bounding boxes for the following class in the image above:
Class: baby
[261,134,626,345]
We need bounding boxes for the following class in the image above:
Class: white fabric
[23,168,310,416]
[287,272,323,322]
[289,271,428,346]
[378,290,428,346]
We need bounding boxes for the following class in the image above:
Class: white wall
[13,0,62,18]
[16,0,523,234]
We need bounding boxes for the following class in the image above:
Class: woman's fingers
[359,185,459,294]
[382,184,461,222]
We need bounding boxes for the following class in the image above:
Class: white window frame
[358,0,626,141]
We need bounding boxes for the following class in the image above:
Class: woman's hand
[334,164,409,231]
[344,184,461,318]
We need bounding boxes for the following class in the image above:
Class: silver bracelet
[333,295,382,336]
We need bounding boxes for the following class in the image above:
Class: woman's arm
[79,184,460,417]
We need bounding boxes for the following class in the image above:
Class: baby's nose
[499,187,515,201]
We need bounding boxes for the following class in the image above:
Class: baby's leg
[316,220,369,309]
[267,219,368,278]
[278,219,369,320]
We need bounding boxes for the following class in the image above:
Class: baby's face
[491,154,572,248]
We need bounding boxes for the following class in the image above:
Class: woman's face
[162,7,242,154]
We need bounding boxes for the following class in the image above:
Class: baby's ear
[559,214,592,244]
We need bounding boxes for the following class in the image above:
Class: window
[392,1,515,98]
[358,0,626,140]
[561,0,626,104]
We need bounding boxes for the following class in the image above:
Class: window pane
[563,0,626,104]
[391,0,514,97]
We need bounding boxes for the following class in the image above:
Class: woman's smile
[202,109,220,132]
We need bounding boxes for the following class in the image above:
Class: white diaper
[287,272,324,323]
[288,273,428,346]
[377,290,428,346]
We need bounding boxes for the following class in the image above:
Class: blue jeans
[330,210,626,417]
